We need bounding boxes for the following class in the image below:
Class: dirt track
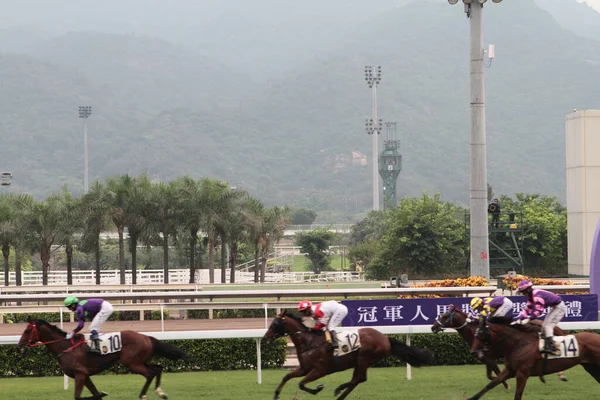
[0,318,267,335]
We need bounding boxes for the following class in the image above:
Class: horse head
[262,310,308,344]
[17,319,66,354]
[431,304,471,333]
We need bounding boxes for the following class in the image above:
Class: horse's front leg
[84,377,108,399]
[514,370,531,400]
[74,374,88,400]
[485,358,510,390]
[298,368,328,395]
[273,367,307,400]
[467,367,514,400]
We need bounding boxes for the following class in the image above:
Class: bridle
[23,322,86,353]
[434,310,470,332]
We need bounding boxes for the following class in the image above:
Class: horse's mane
[35,319,67,336]
[281,311,310,330]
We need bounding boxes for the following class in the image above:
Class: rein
[436,311,471,331]
[25,323,87,354]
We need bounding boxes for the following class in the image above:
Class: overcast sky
[581,0,600,11]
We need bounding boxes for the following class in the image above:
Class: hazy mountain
[535,0,600,40]
[0,0,599,214]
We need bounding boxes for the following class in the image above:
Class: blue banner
[341,294,598,326]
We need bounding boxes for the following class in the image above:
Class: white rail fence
[0,269,364,286]
[2,321,600,389]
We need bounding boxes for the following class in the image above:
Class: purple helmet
[517,279,533,292]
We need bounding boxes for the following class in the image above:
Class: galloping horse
[467,316,600,400]
[18,320,186,400]
[431,304,567,387]
[262,310,434,400]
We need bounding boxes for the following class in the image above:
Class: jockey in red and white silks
[298,300,348,349]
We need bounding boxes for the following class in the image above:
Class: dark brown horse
[17,320,186,400]
[431,304,567,386]
[262,310,434,400]
[468,316,600,400]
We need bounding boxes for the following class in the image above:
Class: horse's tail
[150,337,186,360]
[388,337,434,367]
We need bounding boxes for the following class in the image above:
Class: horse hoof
[560,376,568,382]
[316,384,325,392]
[99,392,108,398]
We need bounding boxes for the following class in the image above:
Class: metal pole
[83,120,89,194]
[469,2,490,279]
[372,86,380,211]
[256,337,262,384]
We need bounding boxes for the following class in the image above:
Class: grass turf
[0,365,597,400]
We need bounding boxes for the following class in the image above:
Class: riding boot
[543,336,557,355]
[89,330,101,353]
[330,330,339,349]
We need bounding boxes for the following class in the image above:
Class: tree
[53,187,83,285]
[290,208,318,225]
[146,180,178,284]
[348,210,387,246]
[105,175,135,284]
[370,192,467,279]
[258,206,290,283]
[81,182,112,285]
[125,175,153,284]
[498,193,567,274]
[295,229,336,273]
[0,195,14,285]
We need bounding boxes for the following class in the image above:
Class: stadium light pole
[0,172,12,187]
[78,106,92,194]
[448,0,501,279]
[365,65,382,211]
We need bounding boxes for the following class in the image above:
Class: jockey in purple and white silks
[513,279,567,354]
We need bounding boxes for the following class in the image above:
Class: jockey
[64,296,114,353]
[298,300,348,349]
[513,279,567,355]
[471,296,513,324]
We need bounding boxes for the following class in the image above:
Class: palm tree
[81,182,112,285]
[0,195,15,286]
[199,178,232,284]
[259,206,291,283]
[53,187,84,285]
[146,180,178,284]
[105,175,135,284]
[125,175,153,285]
[245,199,265,283]
[174,176,205,284]
[223,192,252,284]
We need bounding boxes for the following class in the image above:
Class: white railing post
[256,337,262,384]
[160,304,165,332]
[264,303,268,329]
[406,333,412,380]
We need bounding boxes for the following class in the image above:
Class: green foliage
[0,338,287,377]
[368,192,467,280]
[290,208,318,225]
[348,211,387,246]
[499,193,567,274]
[294,229,337,273]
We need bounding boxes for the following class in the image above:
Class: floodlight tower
[364,65,382,211]
[78,106,92,194]
[0,172,12,187]
[379,122,402,210]
[448,0,501,279]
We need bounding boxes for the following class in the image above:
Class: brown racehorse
[17,320,186,400]
[262,310,434,400]
[467,316,600,400]
[431,304,567,387]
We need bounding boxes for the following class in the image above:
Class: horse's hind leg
[148,364,168,399]
[582,363,600,383]
[127,363,156,399]
[557,371,568,382]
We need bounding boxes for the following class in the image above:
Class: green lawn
[1,365,596,400]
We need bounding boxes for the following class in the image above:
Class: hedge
[0,338,287,377]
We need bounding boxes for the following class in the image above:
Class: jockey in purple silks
[513,279,567,354]
[64,297,114,353]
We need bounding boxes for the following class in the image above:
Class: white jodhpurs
[542,301,567,338]
[327,304,348,331]
[89,301,114,333]
[491,298,514,318]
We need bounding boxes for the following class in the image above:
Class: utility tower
[364,65,382,211]
[378,122,402,210]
